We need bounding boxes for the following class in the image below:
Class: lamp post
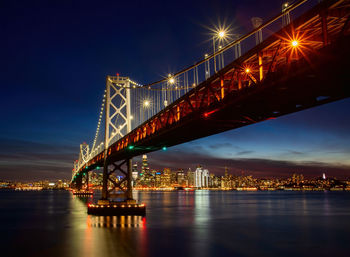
[213,30,226,73]
[143,100,150,122]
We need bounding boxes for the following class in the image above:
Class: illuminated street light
[291,40,298,47]
[245,68,251,73]
[168,77,175,84]
[143,100,151,121]
[213,29,228,72]
[218,30,225,38]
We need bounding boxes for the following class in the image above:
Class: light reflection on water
[0,190,350,257]
[87,215,146,228]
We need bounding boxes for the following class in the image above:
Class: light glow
[218,30,225,38]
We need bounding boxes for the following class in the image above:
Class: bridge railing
[125,0,324,130]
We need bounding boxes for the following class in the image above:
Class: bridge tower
[89,75,145,215]
[79,143,90,164]
[72,160,78,181]
[72,143,90,191]
[100,75,132,201]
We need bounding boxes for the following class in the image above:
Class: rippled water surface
[0,190,349,257]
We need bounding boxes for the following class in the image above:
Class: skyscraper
[177,170,185,186]
[141,155,150,175]
[187,168,194,186]
[161,168,171,187]
[132,163,138,181]
[194,165,210,188]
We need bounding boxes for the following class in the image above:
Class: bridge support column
[101,156,109,200]
[76,175,82,190]
[72,173,93,196]
[126,158,133,200]
[85,172,89,191]
[91,157,145,216]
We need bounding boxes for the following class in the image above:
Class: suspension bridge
[70,0,350,215]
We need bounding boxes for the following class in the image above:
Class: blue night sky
[1,0,349,180]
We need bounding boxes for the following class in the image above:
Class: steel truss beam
[101,158,133,200]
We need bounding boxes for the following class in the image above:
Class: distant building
[177,170,185,186]
[161,168,171,187]
[131,162,138,186]
[155,171,162,187]
[141,155,150,175]
[194,165,210,188]
[187,168,194,186]
[292,173,304,185]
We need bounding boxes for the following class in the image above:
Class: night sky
[1,0,350,181]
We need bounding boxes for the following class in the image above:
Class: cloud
[1,135,350,182]
[0,138,77,181]
[208,142,235,150]
[235,150,254,156]
[287,150,304,155]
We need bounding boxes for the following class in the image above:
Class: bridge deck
[77,0,350,175]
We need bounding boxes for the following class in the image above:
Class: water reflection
[72,194,93,205]
[1,190,350,257]
[87,215,146,228]
[193,190,210,257]
[194,190,210,224]
[66,192,148,257]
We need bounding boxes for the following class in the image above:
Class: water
[0,190,349,257]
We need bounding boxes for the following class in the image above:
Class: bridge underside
[74,0,350,178]
[110,36,350,162]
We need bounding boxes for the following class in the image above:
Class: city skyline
[1,0,350,181]
[1,1,350,257]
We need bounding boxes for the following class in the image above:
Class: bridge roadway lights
[87,199,146,216]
